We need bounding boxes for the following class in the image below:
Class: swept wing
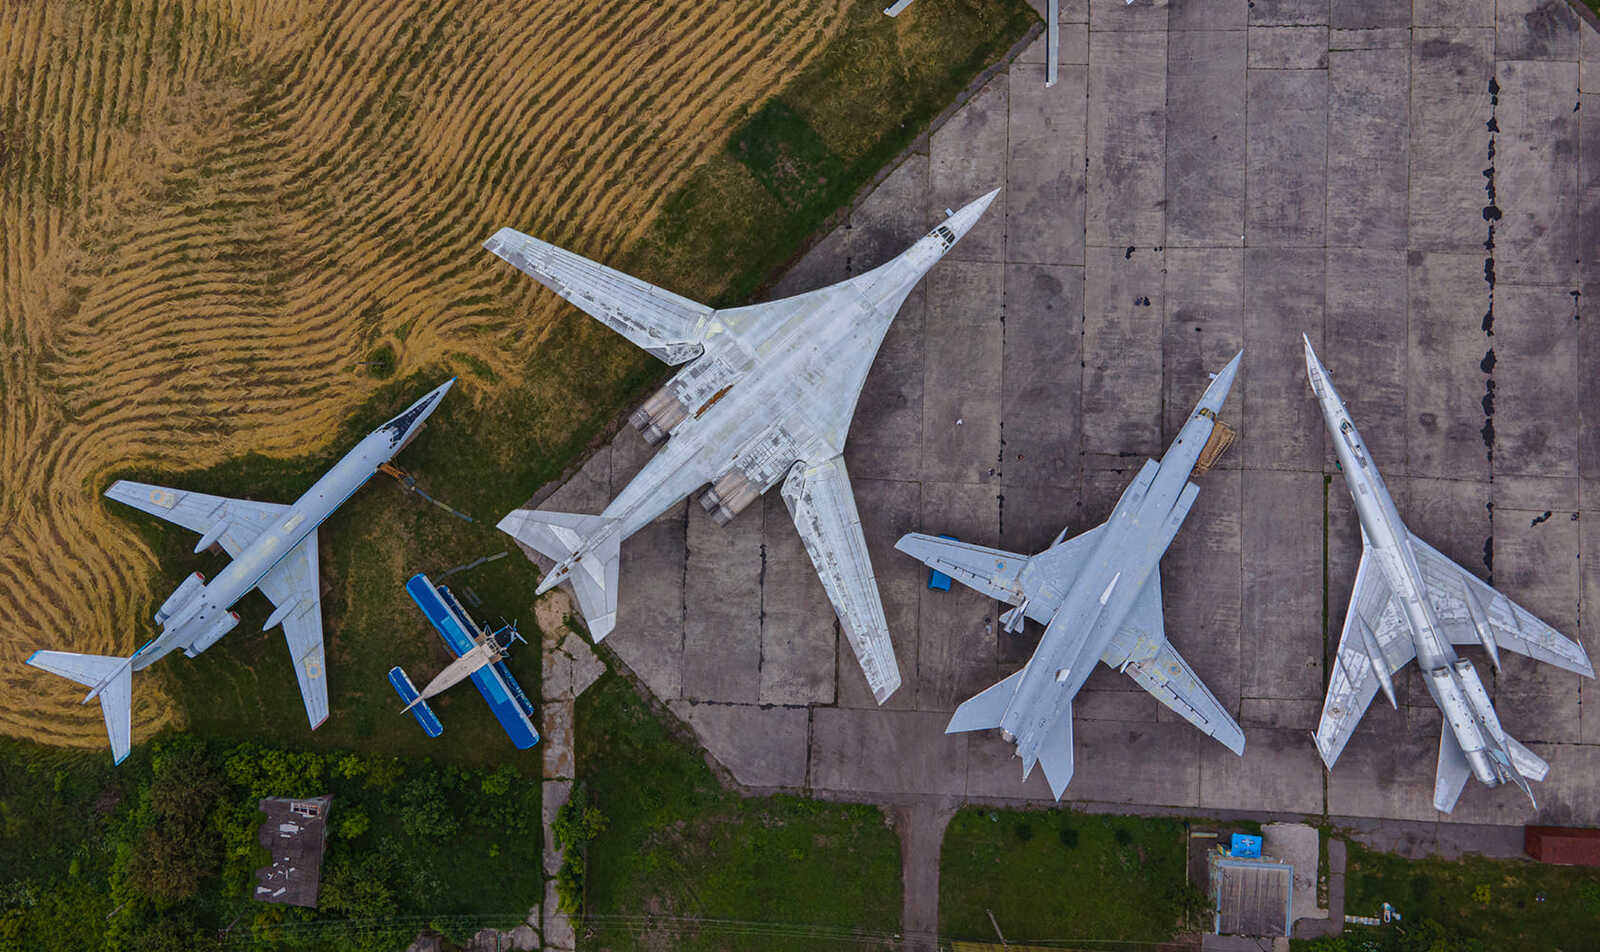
[1314,546,1417,767]
[257,534,329,728]
[781,456,900,703]
[1108,574,1245,754]
[484,228,712,365]
[894,525,1106,625]
[1409,534,1594,676]
[105,480,328,728]
[105,480,288,557]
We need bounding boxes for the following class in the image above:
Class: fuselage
[1306,342,1514,788]
[129,383,451,670]
[1003,355,1240,768]
[581,210,987,554]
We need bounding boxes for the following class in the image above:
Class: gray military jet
[897,354,1247,798]
[27,380,455,763]
[486,190,1000,704]
[1304,337,1593,812]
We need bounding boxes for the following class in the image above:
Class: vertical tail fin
[26,651,135,764]
[498,509,622,640]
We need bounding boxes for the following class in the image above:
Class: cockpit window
[1339,420,1367,465]
[933,225,956,249]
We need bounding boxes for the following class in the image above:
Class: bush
[551,785,608,914]
[336,808,370,840]
[399,773,458,839]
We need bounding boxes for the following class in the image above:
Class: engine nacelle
[699,470,762,526]
[155,572,206,625]
[629,387,691,446]
[184,611,240,658]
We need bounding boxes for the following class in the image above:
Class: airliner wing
[781,456,901,704]
[1106,574,1245,754]
[484,228,712,365]
[257,533,329,728]
[1409,534,1595,677]
[1314,547,1417,768]
[104,480,288,558]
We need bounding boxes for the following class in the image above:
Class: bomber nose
[942,187,1001,242]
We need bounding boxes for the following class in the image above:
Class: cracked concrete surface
[522,0,1600,943]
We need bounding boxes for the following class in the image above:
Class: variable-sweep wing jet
[27,381,455,763]
[1304,338,1593,812]
[486,190,1000,704]
[897,354,1247,798]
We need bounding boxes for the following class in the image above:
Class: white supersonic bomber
[27,380,455,763]
[1304,336,1594,812]
[487,190,1000,704]
[897,354,1247,798]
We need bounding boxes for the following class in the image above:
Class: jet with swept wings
[1304,337,1593,812]
[486,190,1000,704]
[896,354,1247,798]
[27,381,455,763]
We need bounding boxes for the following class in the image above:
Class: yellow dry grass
[0,0,849,748]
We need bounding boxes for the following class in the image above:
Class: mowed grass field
[0,0,1037,757]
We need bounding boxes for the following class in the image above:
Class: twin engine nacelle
[155,572,206,625]
[628,387,692,447]
[184,610,241,658]
[699,469,764,526]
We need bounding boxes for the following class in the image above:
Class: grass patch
[628,0,1038,306]
[575,673,902,951]
[0,735,539,951]
[1312,838,1600,951]
[939,807,1202,945]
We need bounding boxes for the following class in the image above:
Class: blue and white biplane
[388,573,540,749]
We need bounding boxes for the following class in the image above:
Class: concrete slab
[1409,30,1497,252]
[1164,467,1243,716]
[1248,27,1330,69]
[931,77,1009,262]
[1331,0,1409,29]
[1493,285,1579,477]
[1086,30,1168,247]
[1241,697,1321,731]
[810,708,969,796]
[1249,0,1327,26]
[1165,30,1248,247]
[1164,248,1246,438]
[1491,504,1584,745]
[1090,0,1169,33]
[1323,248,1409,471]
[608,503,686,702]
[1494,59,1581,287]
[1201,726,1325,813]
[1007,64,1087,267]
[1330,27,1410,49]
[1246,68,1328,246]
[760,494,838,707]
[1060,718,1202,807]
[1413,0,1494,28]
[669,700,810,788]
[920,261,1004,485]
[1328,48,1410,249]
[1243,248,1324,471]
[1002,263,1084,490]
[1241,470,1324,701]
[1407,252,1493,481]
[681,502,762,703]
[1083,245,1165,461]
[1496,0,1582,62]
[1168,0,1243,30]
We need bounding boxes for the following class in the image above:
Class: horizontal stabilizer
[1505,734,1549,783]
[27,650,134,765]
[1433,719,1472,814]
[388,667,443,738]
[947,670,1023,734]
[1036,707,1076,801]
[498,509,622,640]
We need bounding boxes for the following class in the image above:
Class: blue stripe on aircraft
[388,666,444,738]
[405,574,540,750]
